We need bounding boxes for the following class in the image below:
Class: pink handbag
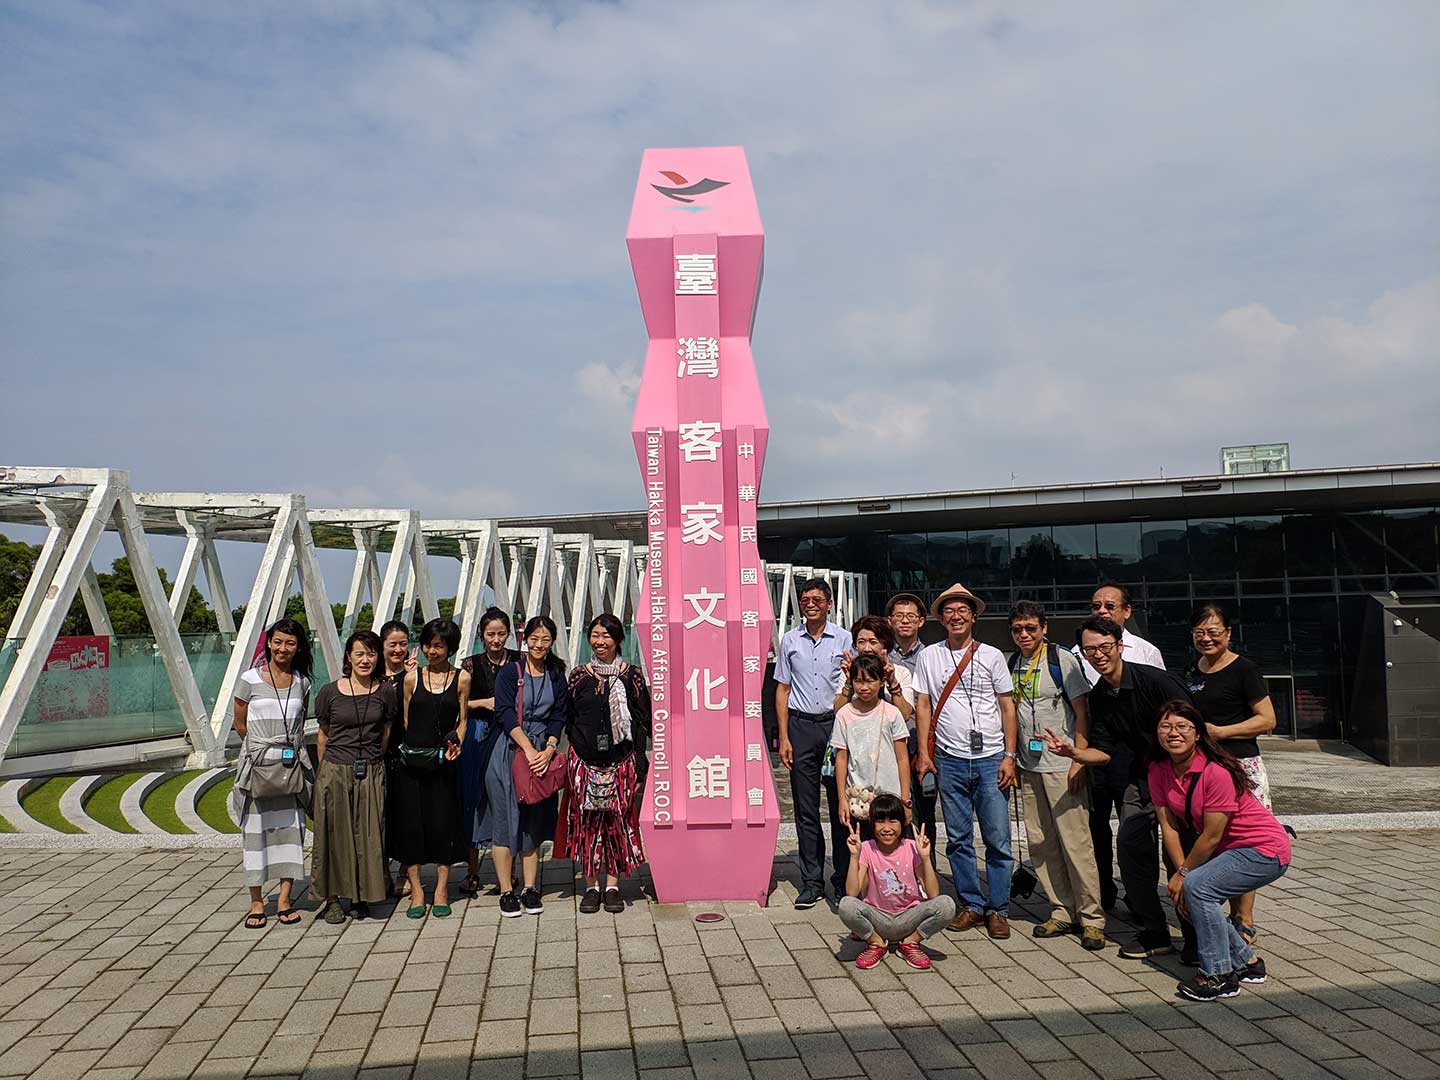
[509,663,565,804]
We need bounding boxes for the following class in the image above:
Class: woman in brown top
[312,629,399,924]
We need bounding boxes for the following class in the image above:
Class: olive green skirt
[311,758,387,903]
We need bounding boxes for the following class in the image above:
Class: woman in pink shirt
[1148,701,1291,1002]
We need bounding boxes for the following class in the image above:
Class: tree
[0,532,218,638]
[0,533,88,637]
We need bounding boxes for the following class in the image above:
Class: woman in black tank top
[392,619,469,918]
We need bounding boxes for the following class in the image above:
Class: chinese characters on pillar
[688,755,730,798]
[675,253,718,295]
[677,337,719,378]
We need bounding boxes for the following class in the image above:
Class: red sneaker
[855,944,888,969]
[897,943,931,970]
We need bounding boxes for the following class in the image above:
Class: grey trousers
[838,895,956,943]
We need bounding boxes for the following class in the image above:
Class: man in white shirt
[1072,582,1166,912]
[914,583,1019,940]
[1073,582,1166,683]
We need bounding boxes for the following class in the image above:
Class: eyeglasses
[1010,624,1042,636]
[1192,629,1229,639]
[1157,722,1196,734]
[799,596,828,606]
[1090,601,1123,612]
[890,613,921,623]
[1079,642,1121,656]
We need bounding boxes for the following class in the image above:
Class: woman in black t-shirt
[1186,604,1277,946]
[559,614,651,915]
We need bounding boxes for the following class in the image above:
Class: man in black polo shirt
[1046,615,1193,958]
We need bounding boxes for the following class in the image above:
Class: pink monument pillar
[627,147,779,905]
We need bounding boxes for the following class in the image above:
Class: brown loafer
[986,913,1011,940]
[948,909,985,933]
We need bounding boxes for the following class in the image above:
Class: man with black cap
[913,583,1019,940]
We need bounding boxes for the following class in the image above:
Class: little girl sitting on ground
[839,793,956,970]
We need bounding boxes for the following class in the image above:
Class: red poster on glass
[37,635,110,722]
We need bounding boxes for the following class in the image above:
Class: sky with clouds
[3,0,1437,537]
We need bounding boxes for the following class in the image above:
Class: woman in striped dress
[232,618,313,929]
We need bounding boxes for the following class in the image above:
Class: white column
[208,500,296,749]
[0,477,118,763]
[114,488,217,762]
[291,504,342,684]
[79,567,114,637]
[201,536,236,634]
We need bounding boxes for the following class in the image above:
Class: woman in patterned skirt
[559,614,651,914]
[232,617,313,929]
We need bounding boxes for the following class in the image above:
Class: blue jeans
[1182,848,1287,976]
[935,750,1013,915]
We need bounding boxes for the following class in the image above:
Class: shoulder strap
[1184,770,1202,832]
[514,661,525,722]
[1046,643,1070,704]
[926,641,978,760]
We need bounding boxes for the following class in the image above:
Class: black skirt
[387,759,465,867]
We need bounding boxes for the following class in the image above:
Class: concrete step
[119,771,176,835]
[177,768,234,834]
[0,778,55,834]
[58,774,110,835]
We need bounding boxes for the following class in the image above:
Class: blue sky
[3,0,1437,540]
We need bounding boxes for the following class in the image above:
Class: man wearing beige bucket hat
[913,583,1020,939]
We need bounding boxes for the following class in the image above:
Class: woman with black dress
[487,615,568,918]
[458,608,521,896]
[560,614,651,914]
[1186,604,1277,948]
[379,618,415,899]
[394,618,469,918]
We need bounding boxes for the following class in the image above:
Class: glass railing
[0,623,645,759]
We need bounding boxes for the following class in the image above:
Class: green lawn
[84,772,144,834]
[195,774,240,834]
[140,770,204,834]
[20,777,84,834]
[0,813,15,833]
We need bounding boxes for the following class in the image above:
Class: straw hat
[931,582,986,618]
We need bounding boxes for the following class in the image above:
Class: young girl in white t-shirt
[830,654,912,833]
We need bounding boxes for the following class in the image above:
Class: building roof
[500,462,1440,540]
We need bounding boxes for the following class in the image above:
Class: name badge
[1027,737,1045,754]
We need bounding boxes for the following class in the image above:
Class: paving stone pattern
[0,830,1437,1079]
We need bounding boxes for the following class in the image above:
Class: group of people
[778,578,1291,1002]
[232,608,652,928]
[232,576,1290,1003]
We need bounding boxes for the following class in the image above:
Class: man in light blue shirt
[775,578,854,908]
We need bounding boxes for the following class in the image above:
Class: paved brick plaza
[0,830,1437,1080]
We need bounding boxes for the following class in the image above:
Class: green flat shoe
[406,904,428,919]
[431,904,452,918]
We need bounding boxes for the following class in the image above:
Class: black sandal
[276,908,302,925]
[461,875,480,898]
[243,911,267,930]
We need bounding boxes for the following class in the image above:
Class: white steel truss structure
[0,466,863,772]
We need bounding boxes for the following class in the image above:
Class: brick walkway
[0,831,1437,1079]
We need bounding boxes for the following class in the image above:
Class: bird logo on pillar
[651,170,729,208]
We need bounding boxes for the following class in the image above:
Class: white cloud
[1,1,1436,517]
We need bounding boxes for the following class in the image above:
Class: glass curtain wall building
[748,466,1440,742]
[759,509,1440,739]
[508,462,1440,747]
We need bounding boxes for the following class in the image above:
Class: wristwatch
[1178,865,1190,877]
[1003,751,1017,760]
[903,798,913,808]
